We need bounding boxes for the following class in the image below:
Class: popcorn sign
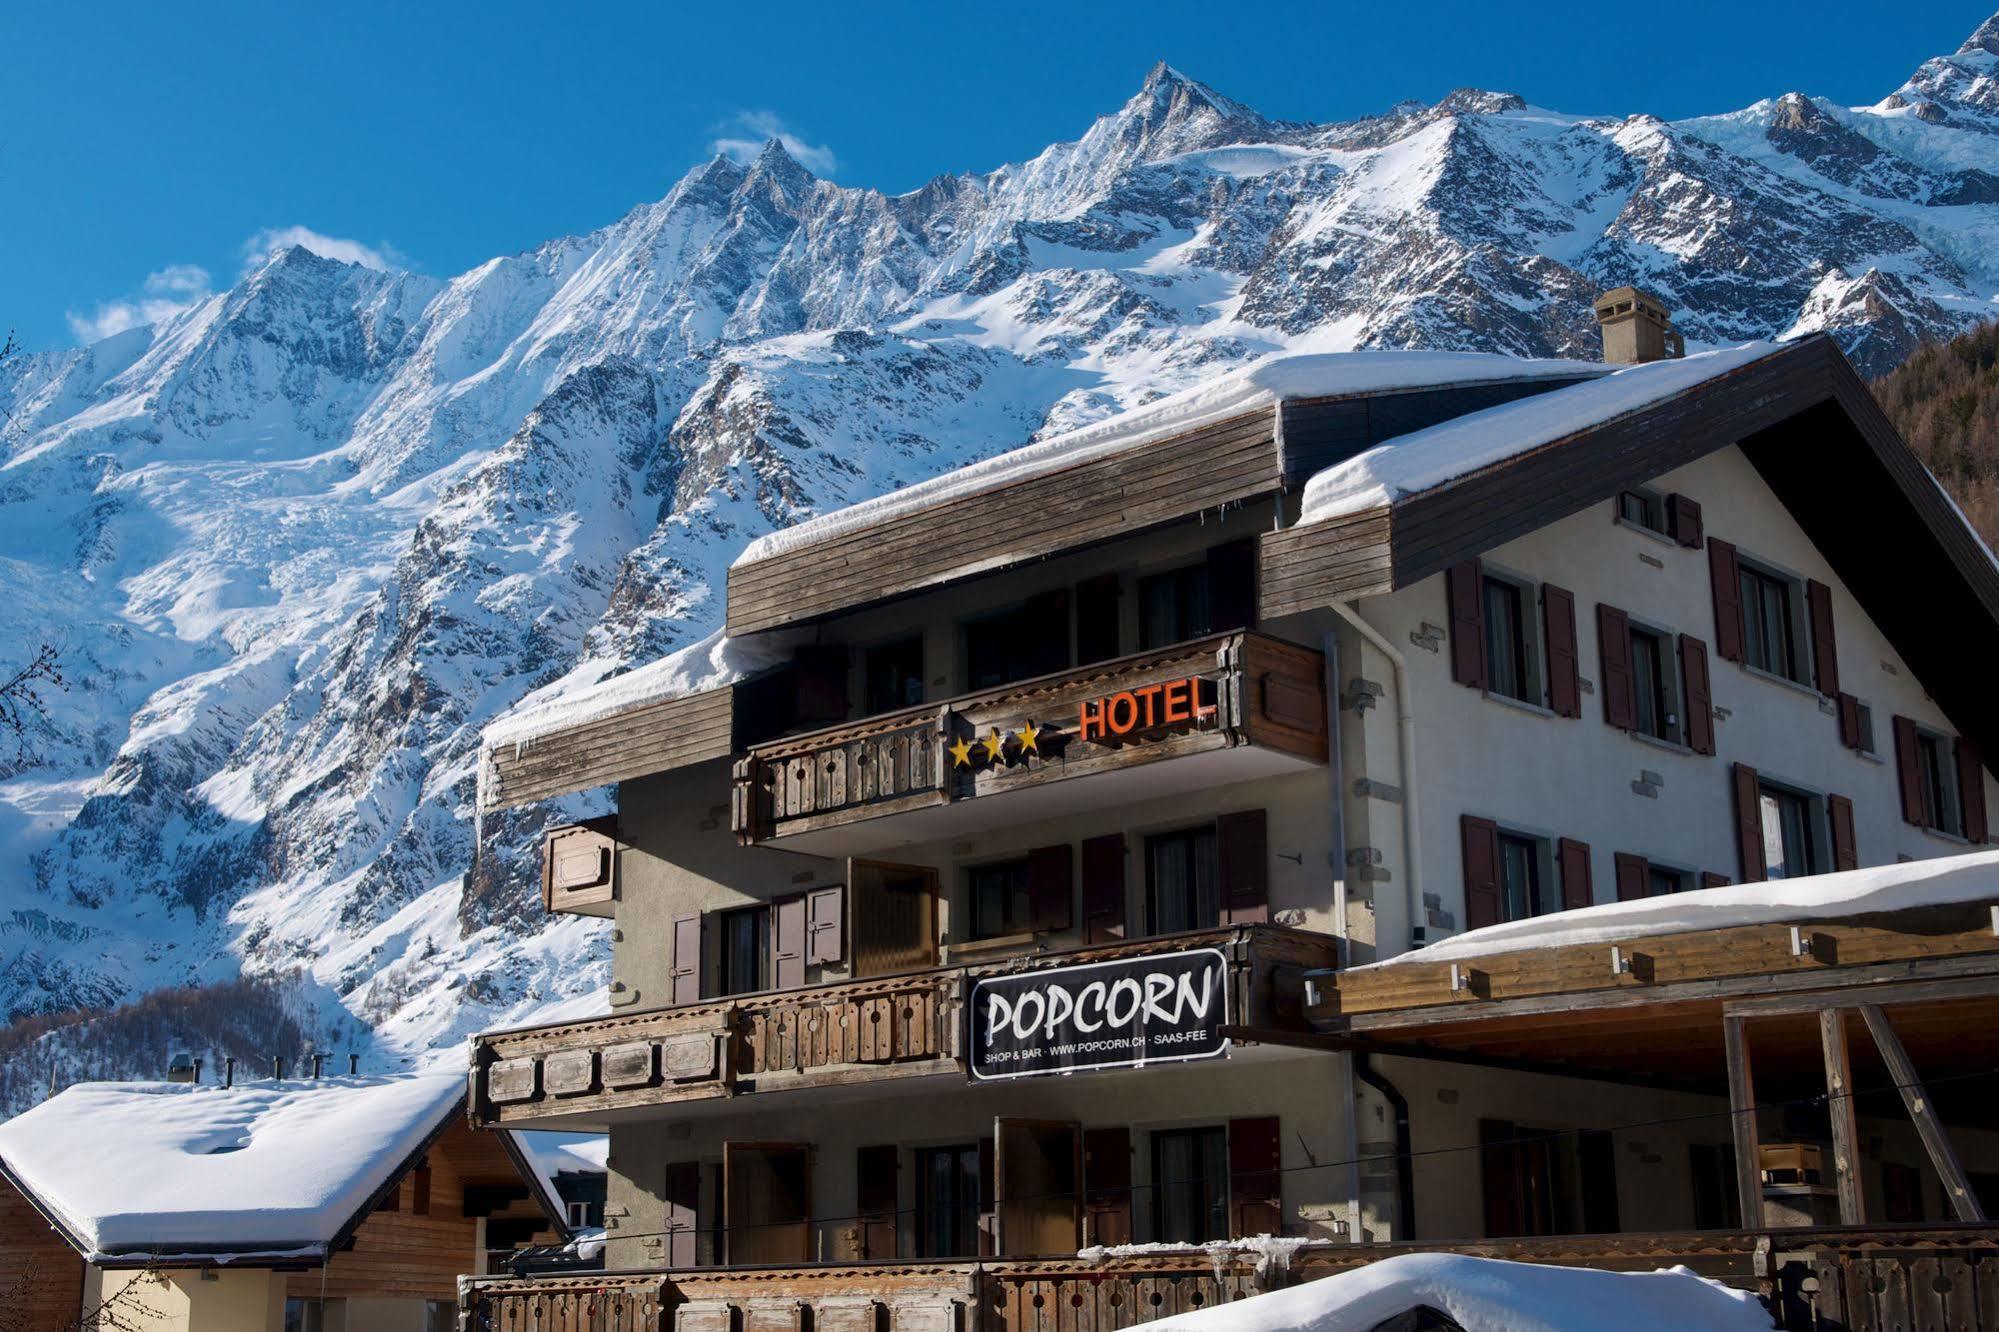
[966,948,1231,1081]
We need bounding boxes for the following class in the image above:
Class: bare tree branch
[0,644,66,760]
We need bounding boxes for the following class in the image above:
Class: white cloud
[709,110,837,176]
[66,263,217,344]
[242,226,399,271]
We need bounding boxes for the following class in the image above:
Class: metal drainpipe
[1355,1054,1415,1241]
[1327,601,1422,953]
[1322,630,1348,967]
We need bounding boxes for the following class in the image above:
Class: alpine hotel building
[462,296,1999,1331]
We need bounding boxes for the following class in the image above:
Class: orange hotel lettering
[1077,677,1213,743]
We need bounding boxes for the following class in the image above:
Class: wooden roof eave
[480,680,740,812]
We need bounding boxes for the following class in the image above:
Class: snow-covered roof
[514,1131,607,1207]
[1298,342,1788,524]
[1375,848,1999,969]
[0,1072,465,1263]
[734,350,1608,567]
[1146,1252,1767,1332]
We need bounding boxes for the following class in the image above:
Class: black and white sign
[967,948,1230,1081]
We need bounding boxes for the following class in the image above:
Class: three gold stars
[947,721,1054,769]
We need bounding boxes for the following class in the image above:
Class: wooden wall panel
[483,685,735,810]
[0,1176,85,1332]
[1257,510,1393,620]
[1279,376,1597,486]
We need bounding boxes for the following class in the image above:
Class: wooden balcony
[468,924,1339,1131]
[730,632,1326,855]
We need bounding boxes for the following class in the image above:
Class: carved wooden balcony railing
[730,631,1326,847]
[468,924,1339,1130]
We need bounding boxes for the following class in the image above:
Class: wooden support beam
[1859,1003,1988,1223]
[1723,1016,1762,1230]
[1723,969,1999,1019]
[1819,1009,1866,1226]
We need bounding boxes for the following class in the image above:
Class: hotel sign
[967,948,1231,1081]
[1077,675,1216,743]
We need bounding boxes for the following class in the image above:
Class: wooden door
[725,1141,813,1264]
[1082,1126,1133,1246]
[995,1117,1082,1256]
[849,860,938,977]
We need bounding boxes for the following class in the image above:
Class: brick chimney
[1593,286,1685,364]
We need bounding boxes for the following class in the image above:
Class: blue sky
[4,1,1990,350]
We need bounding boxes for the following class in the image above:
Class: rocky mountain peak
[1957,11,1999,58]
[1436,88,1528,117]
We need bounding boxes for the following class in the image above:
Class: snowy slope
[4,21,1999,1098]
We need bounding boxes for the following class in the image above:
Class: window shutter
[1075,574,1121,666]
[1557,837,1592,912]
[1957,738,1989,844]
[1542,585,1581,718]
[1701,872,1732,890]
[1613,852,1650,902]
[1027,843,1075,932]
[665,1161,700,1267]
[1206,539,1258,633]
[1596,604,1636,730]
[1709,539,1744,663]
[1080,833,1127,943]
[670,913,702,1006]
[1217,809,1269,925]
[1892,716,1924,826]
[793,645,850,724]
[1082,1126,1133,1247]
[1837,693,1863,751]
[1828,794,1858,872]
[856,1145,898,1259]
[1669,494,1704,549]
[805,885,845,965]
[1806,580,1839,696]
[1732,763,1766,883]
[1460,815,1502,931]
[1227,1116,1282,1239]
[1446,559,1488,689]
[772,895,807,989]
[1679,634,1715,755]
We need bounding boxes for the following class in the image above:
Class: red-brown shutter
[1207,539,1258,633]
[670,913,702,1006]
[1709,539,1744,663]
[1958,738,1989,843]
[793,645,850,724]
[772,894,807,989]
[806,885,844,965]
[1806,580,1839,697]
[1732,763,1766,883]
[1675,634,1715,755]
[1227,1116,1282,1238]
[1669,494,1704,549]
[1461,815,1502,930]
[1082,1127,1133,1247]
[1080,833,1126,943]
[1613,852,1650,902]
[1027,843,1075,932]
[1596,604,1636,730]
[1075,573,1121,666]
[1837,692,1863,751]
[665,1161,700,1266]
[1701,872,1732,890]
[1557,837,1592,912]
[856,1145,898,1259]
[1542,585,1581,718]
[1218,809,1269,925]
[1828,794,1858,871]
[1892,716,1924,826]
[1446,559,1488,689]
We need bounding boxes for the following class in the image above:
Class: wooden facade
[730,632,1327,847]
[0,1175,85,1332]
[469,924,1340,1130]
[483,682,736,812]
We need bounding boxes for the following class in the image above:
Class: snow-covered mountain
[5,20,1999,1088]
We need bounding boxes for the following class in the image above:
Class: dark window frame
[864,635,926,715]
[1626,619,1683,744]
[1739,559,1805,685]
[1496,829,1549,923]
[1615,487,1668,537]
[1915,728,1966,837]
[965,857,1034,940]
[1144,824,1220,936]
[1150,1125,1229,1245]
[1756,781,1822,880]
[715,904,770,997]
[914,1142,983,1259]
[1137,562,1213,651]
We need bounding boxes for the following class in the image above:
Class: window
[1616,487,1667,536]
[1689,1143,1741,1230]
[716,906,769,996]
[915,1143,983,1257]
[1145,826,1219,935]
[1497,831,1548,922]
[864,636,925,715]
[1854,699,1878,756]
[1758,784,1819,880]
[425,1303,455,1332]
[1480,1123,1618,1238]
[1482,576,1536,704]
[1151,1127,1228,1244]
[1628,623,1679,743]
[1647,864,1693,897]
[1138,564,1212,650]
[1917,730,1966,837]
[284,1302,328,1332]
[1740,562,1802,682]
[966,858,1032,940]
[963,595,1067,690]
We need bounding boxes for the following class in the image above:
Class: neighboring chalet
[463,298,1999,1332]
[0,1073,564,1332]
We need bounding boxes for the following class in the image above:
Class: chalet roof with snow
[0,1072,482,1264]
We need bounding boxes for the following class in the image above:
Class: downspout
[1322,630,1348,967]
[1327,600,1422,952]
[1355,1054,1415,1241]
